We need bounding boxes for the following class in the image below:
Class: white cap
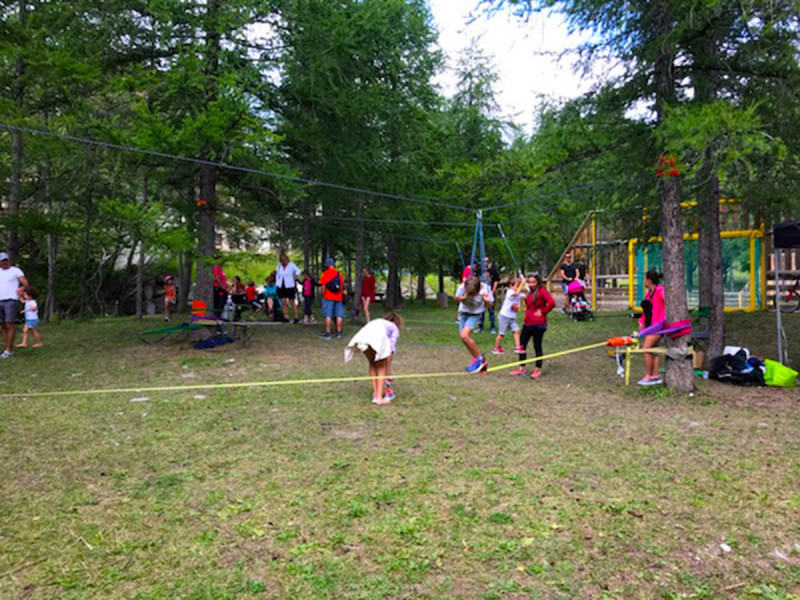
[0,252,9,261]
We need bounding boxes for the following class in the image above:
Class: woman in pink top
[211,259,227,318]
[638,271,665,386]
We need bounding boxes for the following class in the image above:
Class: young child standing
[301,270,316,323]
[164,276,177,321]
[491,276,525,355]
[454,275,494,373]
[16,286,42,348]
[344,312,403,405]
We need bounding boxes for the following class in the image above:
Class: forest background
[2,0,799,371]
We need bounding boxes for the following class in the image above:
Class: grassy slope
[0,307,798,599]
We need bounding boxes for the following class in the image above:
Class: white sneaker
[384,389,396,401]
[1,350,13,358]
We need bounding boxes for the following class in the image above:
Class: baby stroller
[567,280,593,321]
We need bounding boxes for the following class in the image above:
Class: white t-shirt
[0,266,24,301]
[344,318,400,363]
[276,262,301,288]
[455,282,494,314]
[25,299,38,320]
[499,290,524,319]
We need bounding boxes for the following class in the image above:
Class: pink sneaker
[509,367,526,376]
[491,347,505,355]
[514,345,524,354]
[530,368,541,379]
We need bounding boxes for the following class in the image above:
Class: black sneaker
[293,318,299,324]
[334,332,343,339]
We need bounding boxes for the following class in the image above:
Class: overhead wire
[0,123,474,213]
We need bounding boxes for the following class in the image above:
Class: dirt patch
[699,379,798,410]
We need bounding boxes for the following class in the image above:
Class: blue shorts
[458,312,482,332]
[321,299,344,319]
[25,319,39,329]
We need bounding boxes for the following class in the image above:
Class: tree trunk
[353,198,365,310]
[416,267,426,301]
[385,236,401,309]
[135,176,148,319]
[654,0,694,393]
[693,23,725,363]
[302,201,311,270]
[44,161,57,322]
[7,0,25,261]
[697,157,724,361]
[196,164,217,307]
[195,0,220,308]
[438,263,444,294]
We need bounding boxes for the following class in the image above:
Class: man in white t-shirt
[0,252,28,358]
[276,252,302,324]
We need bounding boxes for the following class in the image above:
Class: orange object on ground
[191,300,208,317]
[606,336,634,347]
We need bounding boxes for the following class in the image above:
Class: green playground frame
[628,227,766,312]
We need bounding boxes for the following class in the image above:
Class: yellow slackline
[0,341,612,400]
[485,341,610,373]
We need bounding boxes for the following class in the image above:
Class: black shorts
[278,285,296,300]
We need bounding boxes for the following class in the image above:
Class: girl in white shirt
[344,313,403,405]
[492,276,525,355]
[17,286,42,348]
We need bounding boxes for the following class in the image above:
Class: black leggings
[519,324,546,369]
[213,287,227,317]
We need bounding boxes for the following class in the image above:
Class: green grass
[1,306,798,599]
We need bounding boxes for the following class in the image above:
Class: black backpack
[709,350,765,387]
[325,272,342,294]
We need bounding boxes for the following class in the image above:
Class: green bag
[763,359,799,388]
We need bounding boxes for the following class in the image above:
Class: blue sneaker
[320,332,332,339]
[465,355,486,374]
[334,332,343,339]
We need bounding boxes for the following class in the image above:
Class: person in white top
[0,251,29,358]
[492,276,525,356]
[454,275,494,374]
[344,313,403,405]
[16,286,42,348]
[276,252,302,323]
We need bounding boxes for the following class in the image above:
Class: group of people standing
[0,251,43,359]
[205,253,378,339]
[455,269,556,377]
[209,253,307,324]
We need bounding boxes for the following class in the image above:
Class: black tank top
[641,289,654,327]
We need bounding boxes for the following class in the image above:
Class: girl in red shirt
[509,273,555,379]
[360,268,376,323]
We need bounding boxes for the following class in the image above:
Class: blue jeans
[459,312,482,332]
[321,299,344,319]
